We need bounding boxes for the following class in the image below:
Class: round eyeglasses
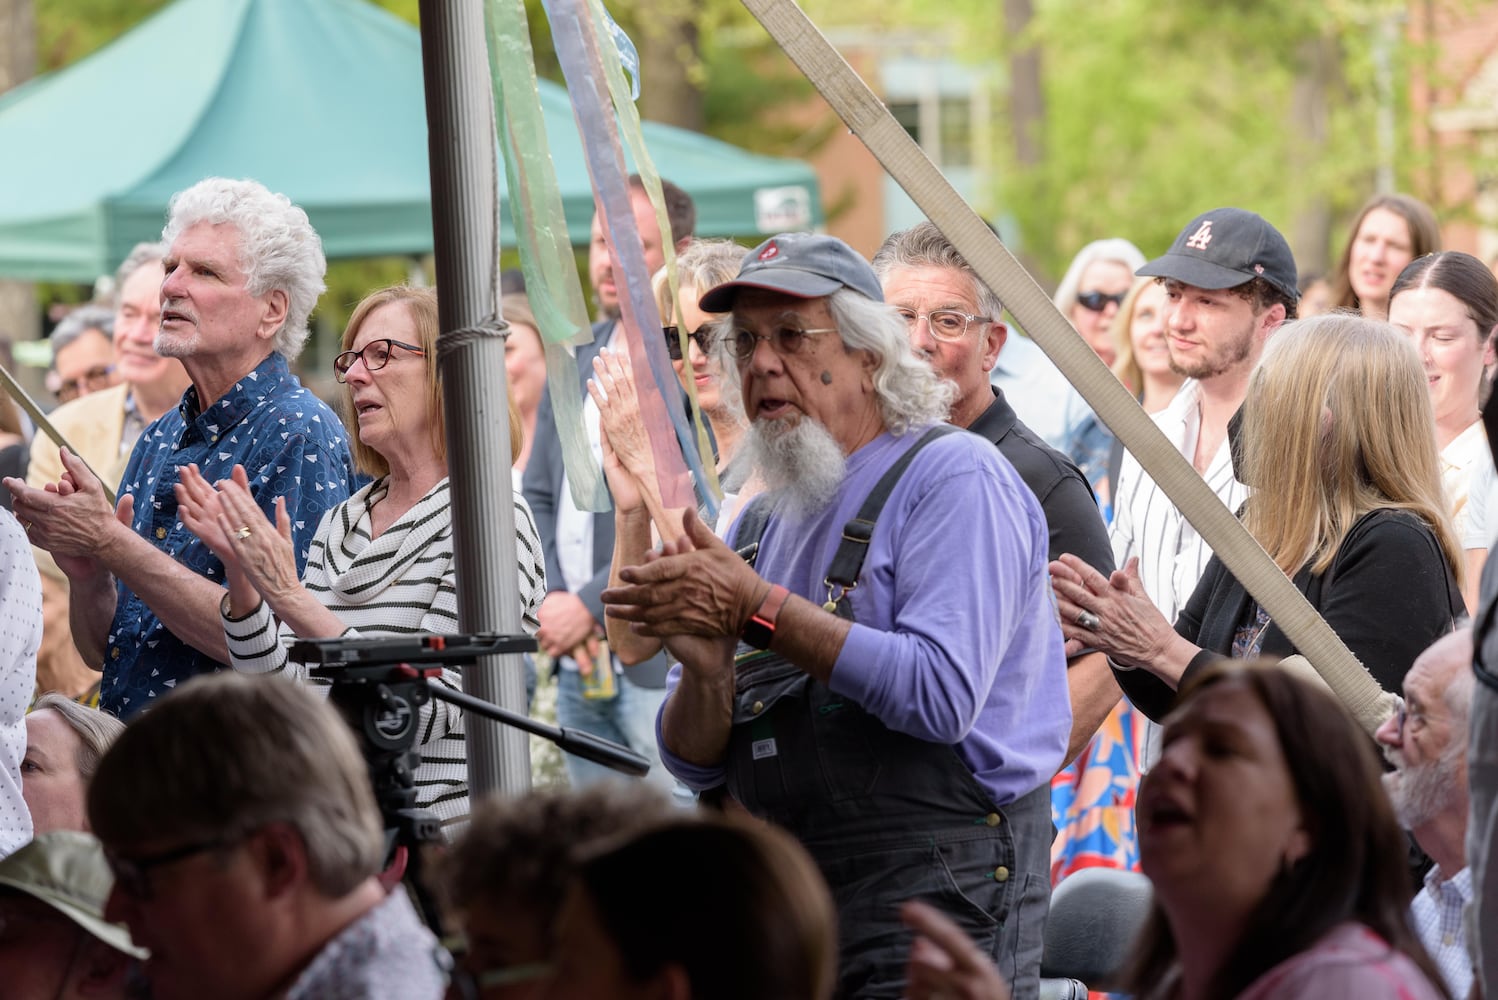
[896,308,989,342]
[334,339,426,383]
[728,325,838,362]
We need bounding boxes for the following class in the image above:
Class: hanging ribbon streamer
[485,0,608,512]
[583,0,722,512]
[541,0,712,514]
[598,4,641,101]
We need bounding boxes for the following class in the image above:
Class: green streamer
[485,0,609,512]
[583,0,721,507]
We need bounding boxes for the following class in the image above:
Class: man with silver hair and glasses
[603,233,1071,999]
[873,221,1116,766]
[88,672,445,1000]
[27,242,192,702]
[6,178,356,718]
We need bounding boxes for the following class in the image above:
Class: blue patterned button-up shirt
[101,353,356,718]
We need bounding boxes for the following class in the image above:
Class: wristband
[741,584,790,651]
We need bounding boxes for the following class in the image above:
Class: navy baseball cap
[698,233,885,312]
[1137,208,1299,301]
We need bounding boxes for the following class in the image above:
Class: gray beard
[154,328,198,359]
[1383,744,1464,830]
[743,416,847,521]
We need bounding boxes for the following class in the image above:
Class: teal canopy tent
[0,0,823,282]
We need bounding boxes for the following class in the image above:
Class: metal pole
[418,0,530,796]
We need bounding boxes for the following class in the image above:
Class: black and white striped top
[222,477,546,829]
[1110,381,1249,624]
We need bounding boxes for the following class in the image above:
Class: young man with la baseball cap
[1107,209,1298,761]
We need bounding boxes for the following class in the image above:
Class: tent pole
[419,0,531,797]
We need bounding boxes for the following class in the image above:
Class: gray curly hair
[829,289,953,434]
[714,288,954,436]
[162,178,326,360]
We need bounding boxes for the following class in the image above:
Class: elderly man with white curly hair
[6,178,356,719]
[602,233,1071,1000]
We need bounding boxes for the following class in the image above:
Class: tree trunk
[1287,31,1338,283]
[1005,0,1043,170]
[1004,0,1046,281]
[637,7,703,132]
[0,0,38,347]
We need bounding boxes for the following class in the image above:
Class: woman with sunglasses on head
[174,285,546,832]
[593,240,755,669]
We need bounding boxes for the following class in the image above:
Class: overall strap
[825,425,958,594]
[732,494,777,567]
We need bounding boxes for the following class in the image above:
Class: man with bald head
[1377,627,1476,999]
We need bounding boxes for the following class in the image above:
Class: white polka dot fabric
[0,507,42,857]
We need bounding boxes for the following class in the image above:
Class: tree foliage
[994,0,1404,277]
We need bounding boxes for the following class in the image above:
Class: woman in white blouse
[1388,251,1498,610]
[176,285,546,830]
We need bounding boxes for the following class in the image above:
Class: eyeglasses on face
[1393,697,1427,740]
[662,325,712,362]
[896,308,988,342]
[728,324,838,362]
[1076,290,1127,313]
[106,837,235,900]
[56,365,115,403]
[333,339,427,383]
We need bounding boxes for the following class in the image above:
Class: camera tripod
[290,632,651,931]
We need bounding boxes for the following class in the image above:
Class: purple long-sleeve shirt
[658,427,1071,806]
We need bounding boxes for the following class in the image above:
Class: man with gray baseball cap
[1108,208,1298,731]
[0,831,143,1000]
[605,232,1071,999]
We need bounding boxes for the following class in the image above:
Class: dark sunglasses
[662,325,712,361]
[1075,290,1127,313]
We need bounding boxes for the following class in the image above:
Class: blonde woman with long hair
[1051,314,1464,718]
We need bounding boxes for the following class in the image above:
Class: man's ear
[257,288,290,343]
[246,822,310,901]
[1258,301,1288,340]
[72,936,132,995]
[982,320,1007,373]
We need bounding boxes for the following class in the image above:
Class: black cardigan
[1116,508,1463,721]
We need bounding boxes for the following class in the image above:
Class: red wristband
[741,584,790,650]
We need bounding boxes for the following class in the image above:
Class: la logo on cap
[758,241,780,261]
[1185,220,1213,251]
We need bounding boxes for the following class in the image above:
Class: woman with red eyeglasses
[174,285,547,833]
